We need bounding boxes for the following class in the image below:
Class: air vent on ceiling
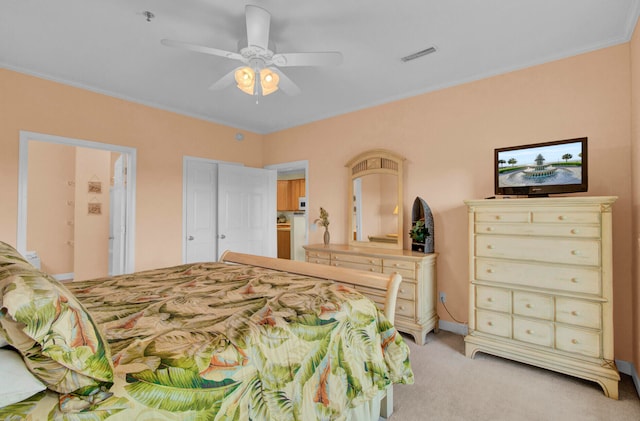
[401,46,437,62]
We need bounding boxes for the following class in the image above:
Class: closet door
[184,159,277,263]
[217,164,277,258]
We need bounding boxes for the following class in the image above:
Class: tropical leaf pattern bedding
[1,261,413,420]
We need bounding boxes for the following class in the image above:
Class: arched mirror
[346,149,404,250]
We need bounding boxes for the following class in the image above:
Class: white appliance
[291,214,307,261]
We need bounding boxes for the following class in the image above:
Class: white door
[109,155,127,275]
[184,159,277,262]
[217,163,277,258]
[185,160,218,262]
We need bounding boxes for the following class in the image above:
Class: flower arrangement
[409,218,429,244]
[315,207,331,245]
[314,207,330,229]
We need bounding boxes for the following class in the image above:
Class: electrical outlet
[439,292,446,303]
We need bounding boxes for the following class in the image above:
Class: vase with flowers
[314,207,330,246]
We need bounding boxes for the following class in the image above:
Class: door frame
[264,160,309,245]
[17,131,137,274]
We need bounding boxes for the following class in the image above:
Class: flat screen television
[495,137,588,197]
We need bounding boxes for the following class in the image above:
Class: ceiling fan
[161,5,343,97]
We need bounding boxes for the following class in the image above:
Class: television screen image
[494,137,587,197]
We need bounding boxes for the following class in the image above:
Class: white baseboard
[438,320,468,336]
[52,272,74,281]
[616,359,640,398]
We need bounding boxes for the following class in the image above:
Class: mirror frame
[346,149,405,250]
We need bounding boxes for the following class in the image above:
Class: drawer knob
[526,303,533,309]
[370,268,375,272]
[571,310,579,316]
[571,250,581,256]
[399,305,406,310]
[558,215,566,221]
[369,259,375,263]
[486,268,494,274]
[487,244,495,250]
[400,288,405,294]
[487,321,493,326]
[495,215,501,220]
[394,263,400,267]
[333,263,339,267]
[487,297,494,302]
[526,329,534,335]
[571,339,579,344]
[570,278,578,283]
[571,228,580,235]
[486,227,493,232]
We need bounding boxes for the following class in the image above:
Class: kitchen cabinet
[277,179,305,211]
[277,225,291,259]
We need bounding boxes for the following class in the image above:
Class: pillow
[0,241,113,399]
[0,348,46,407]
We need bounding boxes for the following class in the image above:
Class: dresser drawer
[384,258,415,272]
[356,280,415,302]
[476,211,530,223]
[397,281,416,301]
[382,266,416,280]
[307,257,330,265]
[331,260,382,273]
[556,325,601,358]
[513,317,554,347]
[306,250,331,260]
[395,298,416,319]
[476,310,511,338]
[476,286,511,312]
[513,292,553,320]
[475,259,601,295]
[332,253,382,266]
[476,222,600,238]
[532,211,600,225]
[476,235,600,266]
[367,295,415,319]
[556,298,601,329]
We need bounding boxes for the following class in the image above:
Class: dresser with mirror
[304,149,438,345]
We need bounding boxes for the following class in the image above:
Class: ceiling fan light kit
[161,5,342,97]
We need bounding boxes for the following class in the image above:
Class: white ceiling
[2,1,639,134]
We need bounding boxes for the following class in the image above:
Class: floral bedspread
[3,262,413,420]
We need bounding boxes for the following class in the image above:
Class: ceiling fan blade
[245,5,270,50]
[161,39,243,61]
[209,67,243,91]
[270,67,301,96]
[272,51,343,67]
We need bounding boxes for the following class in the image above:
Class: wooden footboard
[219,251,402,419]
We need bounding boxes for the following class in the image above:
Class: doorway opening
[264,160,309,261]
[17,131,136,280]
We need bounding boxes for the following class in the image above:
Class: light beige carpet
[390,331,640,420]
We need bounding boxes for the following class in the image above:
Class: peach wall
[0,68,263,271]
[264,45,635,361]
[630,20,640,371]
[26,141,75,274]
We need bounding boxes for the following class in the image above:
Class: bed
[0,242,413,420]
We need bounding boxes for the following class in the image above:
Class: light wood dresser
[464,196,619,398]
[303,244,438,345]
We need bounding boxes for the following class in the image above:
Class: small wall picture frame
[88,181,102,194]
[88,202,102,215]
